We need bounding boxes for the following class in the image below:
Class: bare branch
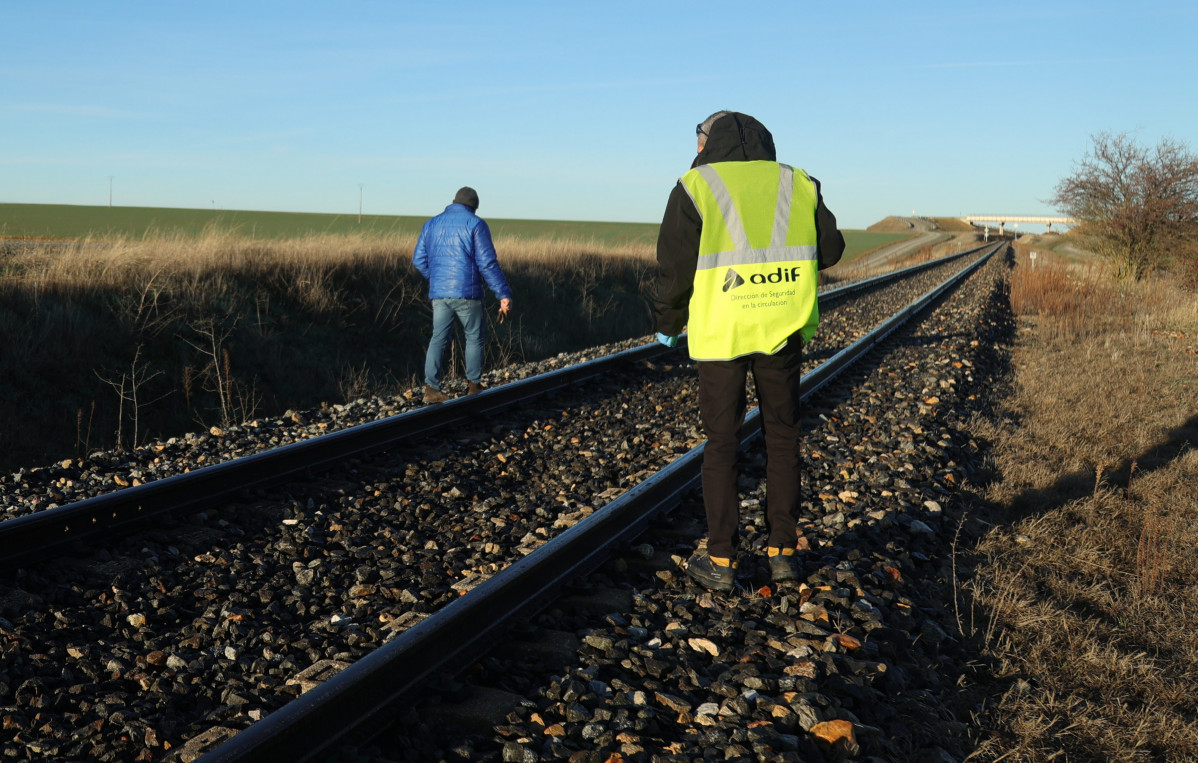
[1053,132,1198,279]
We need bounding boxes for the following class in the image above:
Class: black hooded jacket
[654,112,845,337]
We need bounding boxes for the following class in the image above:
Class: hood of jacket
[693,112,777,168]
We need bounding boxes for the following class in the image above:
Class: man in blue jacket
[413,186,513,404]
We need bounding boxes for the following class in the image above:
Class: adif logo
[722,268,746,292]
[749,266,803,284]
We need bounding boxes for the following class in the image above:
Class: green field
[0,203,663,247]
[0,202,892,254]
[838,230,917,262]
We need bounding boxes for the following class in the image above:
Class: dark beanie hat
[453,186,479,210]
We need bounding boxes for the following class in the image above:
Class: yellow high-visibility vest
[679,160,820,360]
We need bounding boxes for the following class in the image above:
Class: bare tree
[183,317,260,428]
[96,344,167,450]
[1052,132,1198,280]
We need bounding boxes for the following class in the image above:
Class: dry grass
[964,246,1198,761]
[2,228,653,296]
[0,230,656,469]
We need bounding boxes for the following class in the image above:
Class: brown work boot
[767,546,800,583]
[684,550,737,592]
[467,381,486,395]
[423,385,450,404]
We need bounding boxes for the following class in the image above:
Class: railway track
[0,243,990,564]
[0,242,1006,761]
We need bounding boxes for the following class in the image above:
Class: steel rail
[0,244,988,569]
[0,342,671,568]
[803,241,1003,402]
[196,243,1002,763]
[197,425,713,763]
[818,241,992,303]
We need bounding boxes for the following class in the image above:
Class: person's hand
[498,298,512,323]
[656,332,679,348]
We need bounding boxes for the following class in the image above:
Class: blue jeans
[424,298,485,389]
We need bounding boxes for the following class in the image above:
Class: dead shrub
[1135,498,1174,598]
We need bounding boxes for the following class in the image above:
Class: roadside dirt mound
[928,217,975,232]
[867,216,916,232]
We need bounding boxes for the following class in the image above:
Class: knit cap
[453,186,479,210]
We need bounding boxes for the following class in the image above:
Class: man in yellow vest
[654,110,844,591]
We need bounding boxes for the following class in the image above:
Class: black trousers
[697,336,801,559]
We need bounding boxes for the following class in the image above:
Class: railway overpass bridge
[960,215,1076,235]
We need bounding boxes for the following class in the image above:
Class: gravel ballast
[0,252,1012,761]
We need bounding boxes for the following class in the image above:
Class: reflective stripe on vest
[679,160,820,360]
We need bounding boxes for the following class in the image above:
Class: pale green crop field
[1,202,895,256]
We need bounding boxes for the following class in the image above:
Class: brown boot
[467,381,486,395]
[423,385,449,404]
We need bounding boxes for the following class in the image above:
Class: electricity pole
[358,183,364,223]
[108,176,114,207]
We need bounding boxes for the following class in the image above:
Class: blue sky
[3,1,1196,231]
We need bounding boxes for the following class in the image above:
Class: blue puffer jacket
[413,203,513,301]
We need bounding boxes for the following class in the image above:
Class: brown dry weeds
[0,230,658,469]
[965,245,1198,761]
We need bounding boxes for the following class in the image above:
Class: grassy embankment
[0,203,662,248]
[963,241,1198,759]
[0,202,898,255]
[1,203,889,472]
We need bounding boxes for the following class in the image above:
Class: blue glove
[656,332,679,348]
